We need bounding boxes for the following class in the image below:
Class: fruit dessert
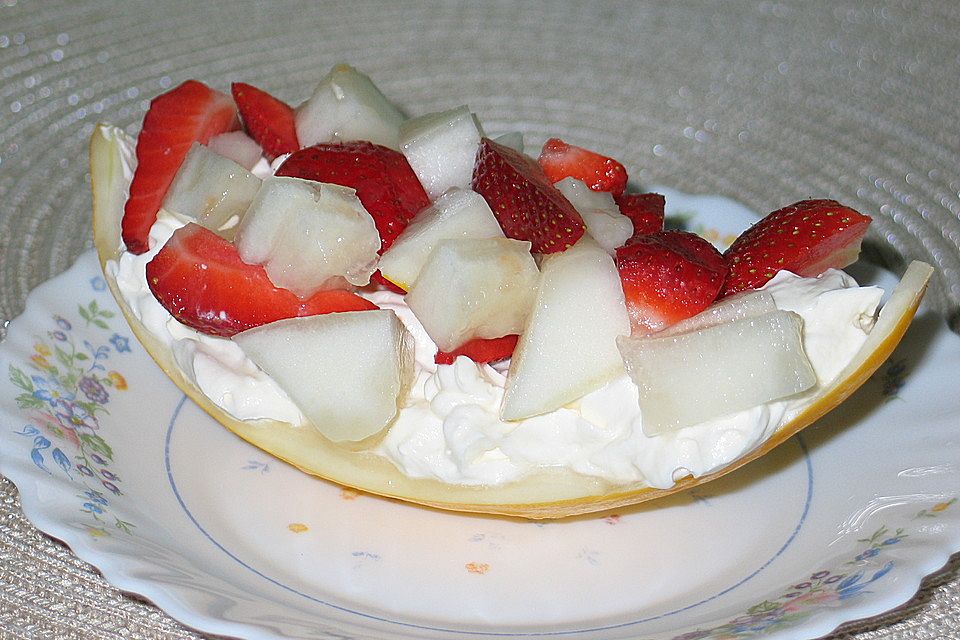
[90,64,932,518]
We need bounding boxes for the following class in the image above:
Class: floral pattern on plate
[672,499,957,639]
[6,275,134,537]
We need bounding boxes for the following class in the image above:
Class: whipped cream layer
[110,206,883,489]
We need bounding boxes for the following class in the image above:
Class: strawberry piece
[722,199,871,297]
[231,82,299,160]
[146,223,377,337]
[276,142,430,253]
[472,138,585,253]
[435,335,519,366]
[615,193,665,241]
[537,138,628,196]
[123,80,239,254]
[616,230,728,335]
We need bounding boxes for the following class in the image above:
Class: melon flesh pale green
[618,310,817,436]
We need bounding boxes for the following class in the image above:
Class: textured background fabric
[1,1,958,638]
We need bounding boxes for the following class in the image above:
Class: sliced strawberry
[435,335,519,366]
[146,223,376,337]
[123,80,239,254]
[615,192,665,241]
[615,230,728,335]
[537,138,628,196]
[472,138,585,253]
[276,142,430,253]
[231,82,299,160]
[722,199,871,297]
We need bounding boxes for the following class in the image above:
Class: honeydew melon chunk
[502,238,631,421]
[657,290,777,337]
[234,176,380,297]
[492,132,524,153]
[553,177,633,253]
[405,237,539,352]
[162,142,261,240]
[377,188,505,290]
[91,123,933,518]
[399,106,485,199]
[295,63,405,151]
[208,131,262,171]
[618,310,817,435]
[233,310,413,443]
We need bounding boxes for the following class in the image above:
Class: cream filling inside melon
[91,123,933,518]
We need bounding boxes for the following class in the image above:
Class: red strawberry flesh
[123,80,239,254]
[276,142,430,253]
[435,334,519,366]
[231,82,299,160]
[537,138,628,196]
[146,223,376,337]
[616,193,665,241]
[472,138,585,253]
[722,199,871,296]
[616,230,728,335]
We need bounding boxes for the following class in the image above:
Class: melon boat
[90,123,933,519]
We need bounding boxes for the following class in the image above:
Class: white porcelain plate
[1,192,958,640]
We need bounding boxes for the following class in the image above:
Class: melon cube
[235,176,380,297]
[377,188,504,290]
[554,177,633,253]
[233,310,413,443]
[162,142,261,239]
[399,106,484,199]
[295,64,405,151]
[617,310,817,435]
[502,238,630,420]
[405,238,539,352]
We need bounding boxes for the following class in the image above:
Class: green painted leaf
[16,394,45,410]
[80,434,113,460]
[9,365,33,391]
[54,346,73,368]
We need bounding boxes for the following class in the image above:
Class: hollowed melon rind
[90,123,932,519]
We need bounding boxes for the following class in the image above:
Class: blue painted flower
[55,315,73,331]
[854,547,881,562]
[109,333,131,353]
[838,562,894,599]
[90,276,106,291]
[82,501,105,515]
[31,375,75,408]
[83,490,108,505]
[51,330,68,342]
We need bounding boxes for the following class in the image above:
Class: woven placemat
[1,1,958,638]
